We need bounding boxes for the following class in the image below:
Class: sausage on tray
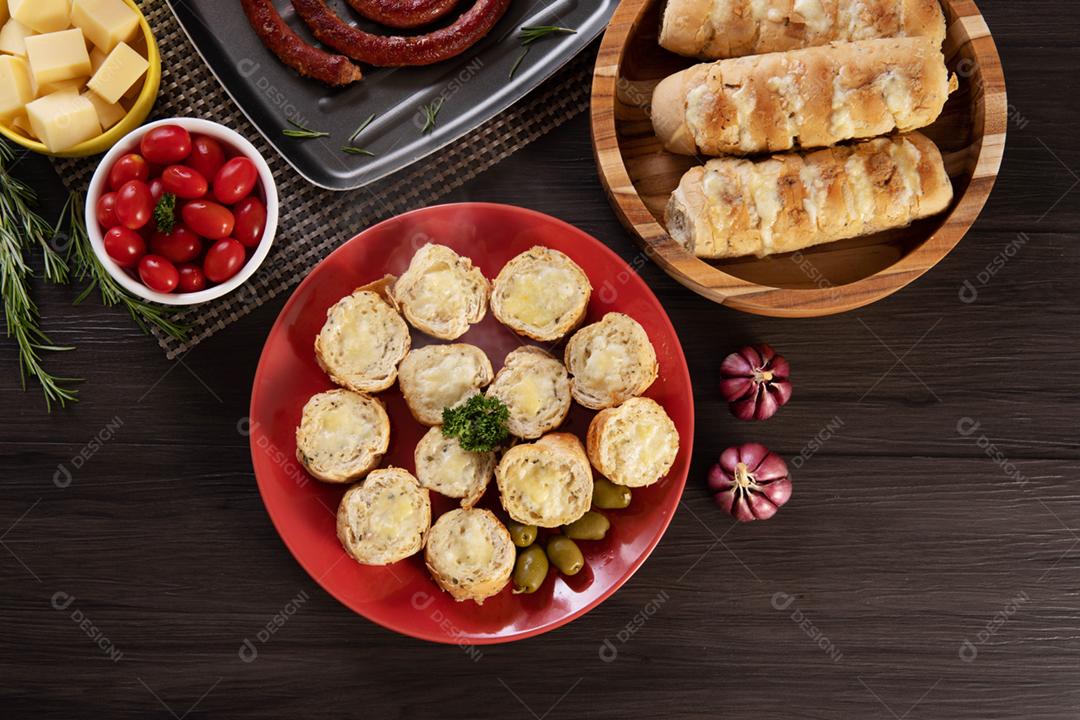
[345,0,461,29]
[241,0,363,86]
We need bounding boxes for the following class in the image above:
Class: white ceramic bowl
[85,118,279,306]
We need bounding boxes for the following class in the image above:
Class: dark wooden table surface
[2,2,1078,717]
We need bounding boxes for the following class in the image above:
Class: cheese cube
[25,91,101,151]
[82,88,123,129]
[71,0,139,53]
[0,0,8,27]
[25,30,93,86]
[86,41,144,104]
[9,0,69,34]
[89,47,107,73]
[0,54,31,119]
[33,76,87,98]
[0,18,31,56]
[11,111,35,138]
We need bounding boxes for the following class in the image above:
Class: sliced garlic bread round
[398,343,494,426]
[564,312,659,410]
[425,508,515,603]
[315,278,411,393]
[495,433,593,528]
[414,426,495,508]
[587,397,679,488]
[485,346,571,439]
[295,389,390,483]
[391,243,489,340]
[336,468,431,566]
[491,246,591,342]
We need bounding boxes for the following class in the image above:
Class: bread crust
[666,131,954,259]
[659,0,946,59]
[485,346,571,439]
[295,389,390,483]
[490,246,592,342]
[398,343,494,426]
[652,37,954,157]
[495,432,593,528]
[336,468,431,565]
[586,397,680,488]
[424,508,514,603]
[564,313,659,411]
[414,426,495,508]
[391,243,490,340]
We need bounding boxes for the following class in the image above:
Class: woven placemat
[52,0,594,359]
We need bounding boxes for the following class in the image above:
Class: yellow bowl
[0,0,161,158]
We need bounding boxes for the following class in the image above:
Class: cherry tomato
[148,177,165,202]
[108,153,149,191]
[187,135,226,181]
[213,157,258,204]
[181,200,234,239]
[96,192,119,228]
[177,263,207,293]
[150,225,202,264]
[232,196,267,247]
[140,125,192,165]
[203,238,245,283]
[115,180,154,230]
[161,165,208,199]
[103,226,146,268]
[138,255,180,293]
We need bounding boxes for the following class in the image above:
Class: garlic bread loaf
[391,243,489,340]
[425,508,515,603]
[336,468,431,565]
[666,132,954,259]
[660,0,946,60]
[564,313,659,410]
[398,343,494,425]
[295,389,390,483]
[587,398,680,488]
[652,37,955,157]
[485,347,571,439]
[491,246,592,342]
[414,426,495,508]
[315,276,410,394]
[496,433,593,528]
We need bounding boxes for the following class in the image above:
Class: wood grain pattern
[591,0,1008,317]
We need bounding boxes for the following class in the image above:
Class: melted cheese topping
[340,311,380,370]
[509,375,546,417]
[729,82,758,151]
[582,337,631,385]
[367,490,419,539]
[414,351,480,413]
[408,263,466,322]
[875,69,916,129]
[889,138,924,210]
[306,399,377,459]
[501,264,579,328]
[602,402,679,487]
[799,161,824,231]
[830,73,856,139]
[509,457,577,522]
[748,160,783,252]
[845,153,878,227]
[443,512,496,569]
[793,0,830,35]
[708,0,736,29]
[766,72,805,143]
[684,85,714,148]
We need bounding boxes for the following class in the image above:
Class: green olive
[592,477,632,509]
[545,535,585,576]
[507,521,538,548]
[563,511,610,541]
[513,545,549,594]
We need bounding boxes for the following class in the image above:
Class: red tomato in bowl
[182,200,234,239]
[213,157,257,204]
[161,165,208,199]
[96,192,119,228]
[103,226,146,268]
[203,238,245,283]
[108,153,148,191]
[115,180,154,230]
[177,263,207,293]
[187,135,226,181]
[232,197,266,247]
[150,225,202,264]
[140,125,192,165]
[148,178,165,202]
[138,255,180,293]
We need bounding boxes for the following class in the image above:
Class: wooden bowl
[591,0,1007,317]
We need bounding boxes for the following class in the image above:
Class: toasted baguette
[666,132,954,259]
[295,389,390,483]
[336,468,431,566]
[425,508,515,604]
[315,276,410,393]
[486,347,571,439]
[398,343,494,426]
[490,246,592,342]
[564,313,659,411]
[652,37,955,157]
[587,397,679,488]
[391,243,489,340]
[495,433,593,528]
[414,426,495,508]
[659,0,946,59]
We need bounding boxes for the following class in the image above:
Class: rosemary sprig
[0,139,77,409]
[63,192,187,341]
[342,113,377,156]
[419,97,444,135]
[282,118,330,139]
[341,146,376,156]
[509,25,577,78]
[348,113,376,144]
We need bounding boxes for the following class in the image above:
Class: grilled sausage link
[241,0,363,85]
[345,0,460,29]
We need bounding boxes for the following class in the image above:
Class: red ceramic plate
[249,203,694,644]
